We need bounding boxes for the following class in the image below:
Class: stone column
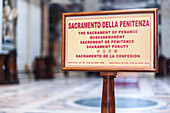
[0,0,2,52]
[17,0,41,71]
[161,0,170,57]
[42,0,50,56]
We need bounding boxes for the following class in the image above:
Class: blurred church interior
[0,0,170,113]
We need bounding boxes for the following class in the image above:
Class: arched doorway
[49,3,67,72]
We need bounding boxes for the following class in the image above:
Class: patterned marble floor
[0,73,170,113]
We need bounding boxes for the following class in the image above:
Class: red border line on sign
[66,15,152,68]
[66,15,151,20]
[150,16,152,68]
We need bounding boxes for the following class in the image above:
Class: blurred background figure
[3,0,17,44]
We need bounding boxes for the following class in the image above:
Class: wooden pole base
[100,72,117,113]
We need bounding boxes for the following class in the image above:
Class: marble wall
[84,0,100,11]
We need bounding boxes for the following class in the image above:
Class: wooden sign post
[62,8,158,113]
[100,72,116,113]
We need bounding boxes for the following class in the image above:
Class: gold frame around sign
[61,8,158,72]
